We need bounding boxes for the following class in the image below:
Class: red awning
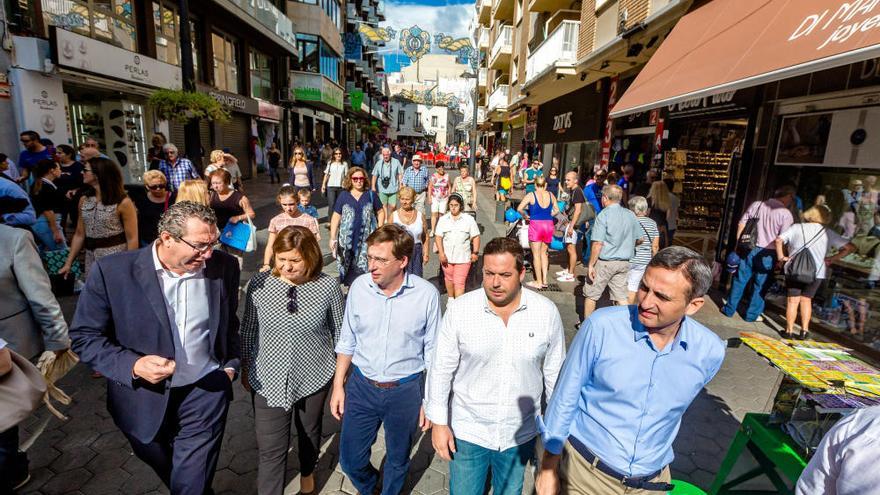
[611,0,880,117]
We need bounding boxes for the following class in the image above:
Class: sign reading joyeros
[553,111,573,132]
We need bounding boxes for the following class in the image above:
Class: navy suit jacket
[70,246,241,444]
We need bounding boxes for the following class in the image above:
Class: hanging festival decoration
[358,23,396,43]
[396,88,461,111]
[399,26,432,62]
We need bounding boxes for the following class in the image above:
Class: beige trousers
[560,443,672,495]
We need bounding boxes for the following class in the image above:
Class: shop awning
[611,0,880,118]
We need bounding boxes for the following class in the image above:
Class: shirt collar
[631,306,690,352]
[368,272,414,298]
[481,287,529,315]
[152,242,202,279]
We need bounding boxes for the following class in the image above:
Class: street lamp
[459,69,479,177]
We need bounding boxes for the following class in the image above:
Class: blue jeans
[32,216,67,252]
[339,370,423,495]
[722,247,777,321]
[581,225,593,265]
[449,438,536,495]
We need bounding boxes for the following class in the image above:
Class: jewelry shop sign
[52,27,182,90]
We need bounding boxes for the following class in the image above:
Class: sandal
[525,281,542,289]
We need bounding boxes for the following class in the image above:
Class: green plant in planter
[148,89,230,123]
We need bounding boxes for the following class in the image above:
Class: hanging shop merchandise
[535,83,603,178]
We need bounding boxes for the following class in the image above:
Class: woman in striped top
[627,195,660,304]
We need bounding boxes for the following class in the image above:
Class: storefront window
[212,31,239,93]
[250,50,273,100]
[42,0,136,51]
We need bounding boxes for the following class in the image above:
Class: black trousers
[0,425,27,494]
[252,385,329,495]
[124,369,232,495]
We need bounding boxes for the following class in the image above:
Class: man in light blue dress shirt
[330,224,441,495]
[536,247,726,495]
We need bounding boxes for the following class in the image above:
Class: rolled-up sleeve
[538,319,600,455]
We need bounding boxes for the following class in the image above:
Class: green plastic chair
[668,480,707,495]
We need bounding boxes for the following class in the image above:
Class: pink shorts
[528,220,554,244]
[442,262,471,288]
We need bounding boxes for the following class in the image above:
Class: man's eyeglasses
[366,255,396,266]
[175,236,217,253]
[147,184,166,191]
[287,285,298,314]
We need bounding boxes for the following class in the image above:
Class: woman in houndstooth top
[241,226,344,495]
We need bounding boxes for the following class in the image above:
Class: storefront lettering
[788,0,880,50]
[553,112,572,132]
[209,91,247,111]
[124,64,149,79]
[31,92,59,111]
[860,58,880,79]
[668,91,736,112]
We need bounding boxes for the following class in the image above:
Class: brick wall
[620,0,650,28]
[578,0,596,59]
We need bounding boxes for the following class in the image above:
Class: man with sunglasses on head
[331,224,441,495]
[70,201,241,495]
[18,130,52,186]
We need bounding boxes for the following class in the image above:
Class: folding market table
[708,413,808,495]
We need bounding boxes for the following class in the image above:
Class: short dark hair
[647,246,712,300]
[366,224,414,262]
[483,237,525,272]
[85,157,127,206]
[271,226,323,281]
[56,144,76,160]
[20,130,40,141]
[158,201,217,239]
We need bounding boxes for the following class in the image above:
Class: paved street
[20,171,787,495]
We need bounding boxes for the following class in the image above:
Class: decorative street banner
[400,26,431,62]
[358,24,396,43]
[344,33,363,61]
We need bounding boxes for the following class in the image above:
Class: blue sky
[380,0,474,72]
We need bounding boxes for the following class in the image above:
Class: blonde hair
[143,170,166,184]
[175,180,210,206]
[535,176,547,188]
[398,185,415,200]
[209,150,225,163]
[648,180,671,212]
[803,205,831,225]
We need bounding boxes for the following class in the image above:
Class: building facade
[388,96,463,147]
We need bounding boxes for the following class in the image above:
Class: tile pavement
[18,174,792,494]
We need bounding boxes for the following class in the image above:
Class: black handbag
[784,225,825,285]
[736,216,760,256]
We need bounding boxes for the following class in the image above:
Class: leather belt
[85,232,127,250]
[354,367,421,389]
[568,436,674,492]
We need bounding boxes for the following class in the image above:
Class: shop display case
[663,150,732,233]
[70,103,106,149]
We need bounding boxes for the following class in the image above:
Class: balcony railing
[478,28,489,48]
[226,0,297,53]
[488,84,509,111]
[478,68,487,87]
[525,20,579,85]
[490,25,513,62]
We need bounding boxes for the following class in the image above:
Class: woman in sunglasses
[59,157,138,278]
[133,170,174,246]
[288,146,315,192]
[241,226,344,495]
[329,166,385,286]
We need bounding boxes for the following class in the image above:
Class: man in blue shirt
[331,224,441,495]
[372,147,404,220]
[158,143,200,192]
[351,145,366,169]
[0,176,37,227]
[18,131,52,186]
[582,183,642,319]
[536,247,726,495]
[402,155,430,213]
[583,169,605,215]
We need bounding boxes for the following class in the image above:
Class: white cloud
[382,2,473,42]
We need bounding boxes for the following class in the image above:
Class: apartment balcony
[478,68,487,89]
[492,0,514,21]
[478,0,491,25]
[477,106,488,124]
[528,0,571,13]
[291,71,344,112]
[524,20,579,86]
[489,25,513,70]
[346,2,358,19]
[221,0,298,54]
[487,84,509,112]
[478,28,489,49]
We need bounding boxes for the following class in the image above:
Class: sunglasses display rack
[663,150,733,233]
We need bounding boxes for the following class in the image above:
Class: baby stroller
[505,217,533,269]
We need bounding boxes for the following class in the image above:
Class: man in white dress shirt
[426,237,566,494]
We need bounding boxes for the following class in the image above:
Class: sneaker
[557,273,576,282]
[555,269,570,276]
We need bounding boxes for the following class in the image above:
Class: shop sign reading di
[51,27,181,90]
[788,0,880,51]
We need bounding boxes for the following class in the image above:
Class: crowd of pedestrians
[3,130,865,495]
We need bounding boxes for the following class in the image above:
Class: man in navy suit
[70,201,240,495]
